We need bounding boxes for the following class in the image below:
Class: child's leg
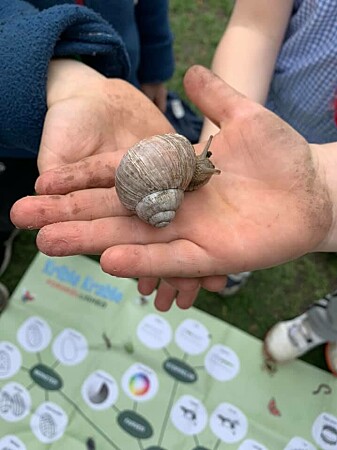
[307,292,337,341]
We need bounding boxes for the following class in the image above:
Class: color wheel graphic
[129,373,150,396]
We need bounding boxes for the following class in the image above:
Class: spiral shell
[115,133,220,227]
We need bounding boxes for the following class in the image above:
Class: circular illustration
[312,412,337,450]
[52,328,88,366]
[0,435,26,450]
[238,439,268,450]
[82,370,119,410]
[205,344,240,381]
[210,402,248,443]
[122,363,158,402]
[175,319,210,355]
[0,382,31,422]
[170,394,208,436]
[30,401,68,444]
[0,341,22,380]
[137,314,172,349]
[284,436,316,450]
[17,316,52,353]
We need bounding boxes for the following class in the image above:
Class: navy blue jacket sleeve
[135,0,175,84]
[0,0,130,155]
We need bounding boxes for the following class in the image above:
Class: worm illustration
[312,383,332,395]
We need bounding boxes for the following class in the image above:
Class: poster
[1,253,337,449]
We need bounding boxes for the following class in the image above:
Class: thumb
[183,65,246,127]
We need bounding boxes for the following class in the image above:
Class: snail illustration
[115,133,220,227]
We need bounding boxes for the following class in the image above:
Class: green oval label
[30,364,63,391]
[117,410,153,439]
[163,358,197,383]
[145,447,167,450]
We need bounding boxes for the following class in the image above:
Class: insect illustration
[180,405,198,424]
[268,397,281,416]
[217,414,239,434]
[115,133,220,227]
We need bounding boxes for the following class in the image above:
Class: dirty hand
[38,59,173,172]
[12,66,333,311]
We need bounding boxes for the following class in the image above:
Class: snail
[115,133,220,227]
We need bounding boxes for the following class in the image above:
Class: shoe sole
[324,342,337,377]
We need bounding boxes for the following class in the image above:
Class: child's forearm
[211,29,283,104]
[201,0,293,140]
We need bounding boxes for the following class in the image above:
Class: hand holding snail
[11,66,334,312]
[115,133,220,227]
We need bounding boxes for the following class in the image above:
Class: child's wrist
[47,58,106,107]
[311,143,337,252]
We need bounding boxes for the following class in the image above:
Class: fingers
[137,277,199,311]
[183,65,246,126]
[200,275,227,292]
[137,277,159,296]
[153,280,178,312]
[101,241,218,279]
[34,217,175,256]
[153,279,200,312]
[11,188,128,229]
[137,275,226,312]
[154,286,200,311]
[35,152,124,195]
[157,275,227,311]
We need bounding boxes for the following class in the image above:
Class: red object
[268,398,281,416]
[75,0,85,5]
[325,343,337,377]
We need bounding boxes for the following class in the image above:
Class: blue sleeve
[135,0,175,84]
[0,0,130,155]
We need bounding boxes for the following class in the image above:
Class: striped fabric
[266,0,337,143]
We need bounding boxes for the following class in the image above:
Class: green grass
[1,0,337,372]
[168,0,233,100]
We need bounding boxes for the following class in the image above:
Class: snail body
[115,133,220,227]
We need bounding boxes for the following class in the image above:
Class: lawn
[2,0,337,372]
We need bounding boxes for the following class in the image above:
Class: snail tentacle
[187,135,221,191]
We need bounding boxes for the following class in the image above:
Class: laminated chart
[0,253,337,450]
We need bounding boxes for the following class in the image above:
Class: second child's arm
[201,0,293,139]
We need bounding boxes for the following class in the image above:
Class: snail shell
[115,133,220,227]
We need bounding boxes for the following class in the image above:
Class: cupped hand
[33,60,222,310]
[11,65,333,311]
[38,60,173,172]
[37,59,208,310]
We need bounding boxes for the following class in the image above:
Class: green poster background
[1,253,337,450]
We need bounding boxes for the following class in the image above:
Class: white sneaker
[264,312,326,362]
[218,272,251,297]
[325,342,337,376]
